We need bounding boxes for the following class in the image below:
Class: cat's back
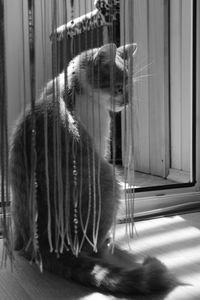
[11,94,78,142]
[9,95,80,171]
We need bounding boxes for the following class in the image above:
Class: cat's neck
[75,91,111,158]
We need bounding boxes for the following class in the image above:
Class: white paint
[170,0,193,175]
[75,91,111,158]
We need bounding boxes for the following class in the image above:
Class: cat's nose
[117,87,123,94]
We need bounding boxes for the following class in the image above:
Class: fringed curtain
[1,0,135,265]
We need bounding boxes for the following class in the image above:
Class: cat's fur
[9,43,177,295]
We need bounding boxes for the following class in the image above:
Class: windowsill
[129,171,177,188]
[0,212,200,299]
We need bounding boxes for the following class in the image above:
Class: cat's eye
[115,84,123,93]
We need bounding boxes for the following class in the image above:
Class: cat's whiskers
[133,73,154,83]
[133,59,155,76]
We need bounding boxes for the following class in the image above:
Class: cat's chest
[75,93,111,157]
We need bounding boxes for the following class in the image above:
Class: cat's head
[68,43,137,112]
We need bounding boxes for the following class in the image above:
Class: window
[0,0,9,237]
[120,0,200,219]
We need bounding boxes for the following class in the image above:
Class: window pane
[120,0,194,190]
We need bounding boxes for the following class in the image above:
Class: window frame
[118,0,200,220]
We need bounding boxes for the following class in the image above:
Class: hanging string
[80,0,94,250]
[70,1,80,256]
[25,0,42,270]
[128,64,135,238]
[78,1,99,252]
[41,0,53,253]
[21,0,30,250]
[94,0,102,252]
[0,0,13,266]
[61,0,72,251]
[51,0,57,254]
[92,0,102,253]
[121,0,131,242]
[51,0,65,255]
[76,0,85,251]
[72,131,79,256]
[78,0,90,251]
[89,0,98,252]
[127,0,135,238]
[108,1,118,252]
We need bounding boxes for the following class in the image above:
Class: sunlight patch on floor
[115,215,200,279]
[134,215,185,231]
[115,216,199,247]
[159,245,200,269]
[130,226,200,250]
[80,293,116,300]
[116,216,185,240]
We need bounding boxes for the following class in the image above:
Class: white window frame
[168,0,193,184]
[119,0,200,220]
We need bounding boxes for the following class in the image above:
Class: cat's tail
[41,250,178,295]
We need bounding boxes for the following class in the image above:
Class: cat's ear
[117,43,137,59]
[94,43,117,65]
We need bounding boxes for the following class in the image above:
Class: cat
[9,43,177,295]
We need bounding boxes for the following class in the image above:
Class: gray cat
[9,43,176,295]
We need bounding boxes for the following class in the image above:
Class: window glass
[120,0,194,191]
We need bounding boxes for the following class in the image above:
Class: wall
[5,0,95,134]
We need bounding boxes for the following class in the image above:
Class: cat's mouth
[109,95,129,112]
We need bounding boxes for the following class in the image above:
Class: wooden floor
[0,212,200,300]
